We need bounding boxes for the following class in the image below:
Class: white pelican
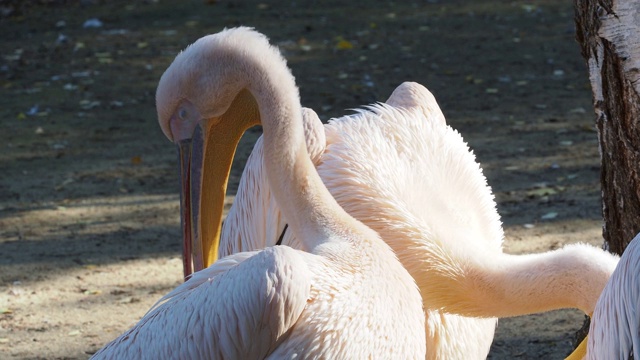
[197,62,621,359]
[91,27,426,358]
[565,232,640,360]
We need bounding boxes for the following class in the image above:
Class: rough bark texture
[574,0,640,256]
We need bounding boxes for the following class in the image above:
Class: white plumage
[92,25,623,359]
[92,27,426,359]
[586,232,640,359]
[220,80,620,358]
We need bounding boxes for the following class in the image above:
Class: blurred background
[0,1,603,358]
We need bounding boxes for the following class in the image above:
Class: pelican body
[92,28,426,359]
[212,62,620,359]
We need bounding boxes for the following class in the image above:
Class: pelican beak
[177,118,241,279]
[176,89,260,279]
[564,311,591,360]
[177,139,197,278]
[564,335,588,360]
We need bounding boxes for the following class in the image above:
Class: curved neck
[464,249,614,316]
[409,239,618,317]
[237,53,353,251]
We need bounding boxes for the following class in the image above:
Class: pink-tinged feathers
[96,28,426,359]
[221,81,620,359]
[93,248,309,359]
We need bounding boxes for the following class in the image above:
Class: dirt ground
[0,0,609,359]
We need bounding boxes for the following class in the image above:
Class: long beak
[177,89,260,280]
[564,312,591,360]
[177,119,242,279]
[177,139,197,278]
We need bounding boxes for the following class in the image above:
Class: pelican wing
[221,82,502,358]
[588,233,640,359]
[385,81,447,128]
[92,247,311,359]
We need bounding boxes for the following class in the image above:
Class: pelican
[565,232,640,360]
[91,27,426,358]
[195,51,622,359]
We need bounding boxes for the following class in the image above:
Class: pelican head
[156,28,289,278]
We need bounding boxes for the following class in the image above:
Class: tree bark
[573,0,640,349]
[574,0,640,255]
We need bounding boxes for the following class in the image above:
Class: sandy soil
[0,1,607,359]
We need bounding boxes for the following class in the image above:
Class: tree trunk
[572,0,640,348]
[574,0,640,255]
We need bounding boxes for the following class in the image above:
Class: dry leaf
[336,39,353,50]
[55,178,74,191]
[119,297,140,304]
[527,187,557,197]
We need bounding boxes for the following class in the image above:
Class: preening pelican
[91,27,426,359]
[565,232,640,360]
[204,62,621,359]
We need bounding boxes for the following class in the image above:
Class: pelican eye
[178,107,189,120]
